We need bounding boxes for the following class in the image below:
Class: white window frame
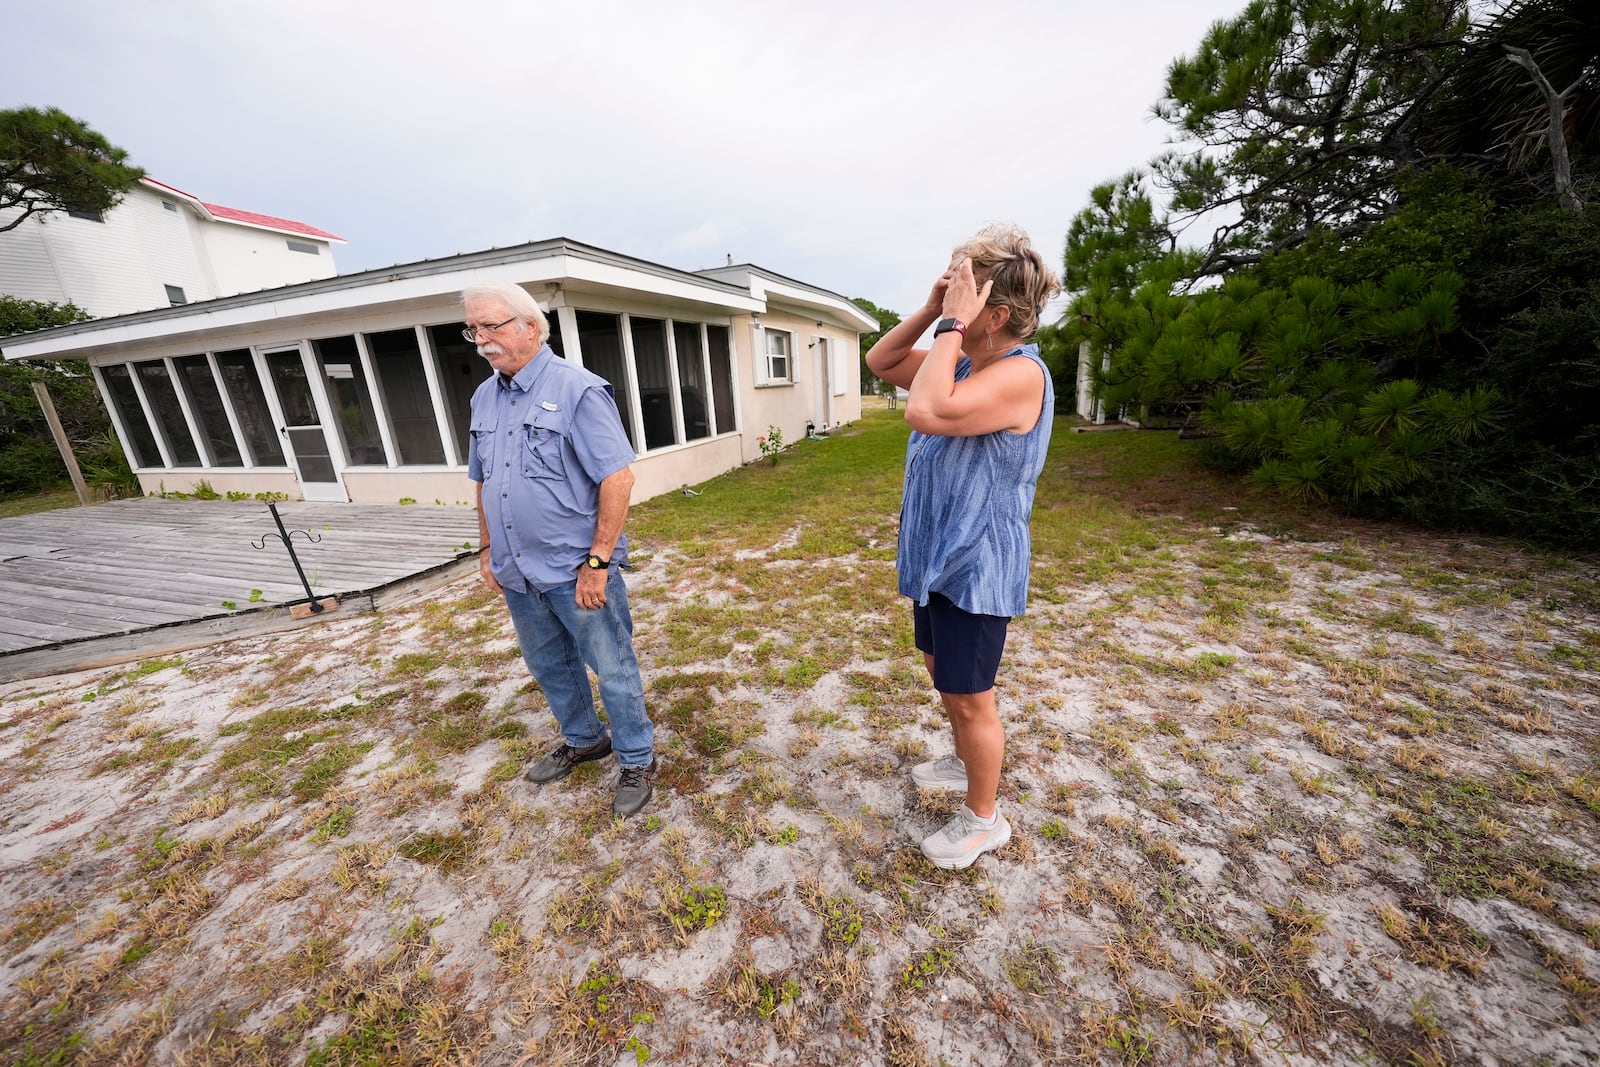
[759,326,794,386]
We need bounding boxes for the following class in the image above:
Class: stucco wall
[732,309,861,464]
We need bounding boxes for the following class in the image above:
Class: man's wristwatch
[585,555,610,570]
[933,317,967,338]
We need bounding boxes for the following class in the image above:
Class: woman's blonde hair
[954,224,1061,342]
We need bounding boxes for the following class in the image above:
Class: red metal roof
[199,202,344,242]
[140,177,344,243]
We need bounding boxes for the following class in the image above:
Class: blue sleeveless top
[897,345,1053,617]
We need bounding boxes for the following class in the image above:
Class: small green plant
[758,424,784,465]
[312,806,355,842]
[126,656,183,681]
[254,490,289,502]
[677,885,727,930]
[398,497,417,505]
[248,588,264,603]
[226,490,252,501]
[220,600,237,610]
[1189,651,1237,679]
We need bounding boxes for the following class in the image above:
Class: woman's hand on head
[941,256,992,325]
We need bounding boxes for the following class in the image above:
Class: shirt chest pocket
[522,408,570,481]
[469,417,494,471]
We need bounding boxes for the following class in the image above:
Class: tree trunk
[1504,45,1584,212]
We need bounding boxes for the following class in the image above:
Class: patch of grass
[291,742,371,802]
[397,829,471,873]
[125,656,183,681]
[1002,936,1060,995]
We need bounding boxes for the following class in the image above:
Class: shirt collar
[497,344,555,393]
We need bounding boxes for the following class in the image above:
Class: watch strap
[934,317,967,337]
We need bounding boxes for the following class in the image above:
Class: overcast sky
[4,0,1246,320]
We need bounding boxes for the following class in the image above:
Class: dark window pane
[311,336,386,465]
[174,355,242,466]
[545,313,564,358]
[674,322,709,442]
[631,316,674,451]
[266,350,319,427]
[366,329,445,465]
[426,324,491,463]
[134,361,200,466]
[215,350,286,465]
[100,364,160,468]
[575,310,635,450]
[706,325,735,435]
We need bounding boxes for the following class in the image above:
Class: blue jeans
[501,570,654,767]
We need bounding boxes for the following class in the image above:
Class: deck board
[0,499,480,668]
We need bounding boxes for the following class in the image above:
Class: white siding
[0,208,71,306]
[202,224,337,297]
[0,184,338,319]
[131,191,217,304]
[32,197,160,316]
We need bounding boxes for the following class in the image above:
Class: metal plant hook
[250,502,325,612]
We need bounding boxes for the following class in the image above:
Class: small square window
[66,208,104,222]
[162,200,178,212]
[286,239,319,255]
[165,285,187,306]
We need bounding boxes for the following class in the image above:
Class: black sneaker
[525,736,612,784]
[613,757,658,817]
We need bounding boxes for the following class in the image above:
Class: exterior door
[265,349,346,502]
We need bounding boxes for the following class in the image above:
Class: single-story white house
[0,238,876,505]
[0,177,344,318]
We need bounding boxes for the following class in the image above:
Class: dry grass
[1,410,1597,1065]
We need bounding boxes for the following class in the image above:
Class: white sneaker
[920,806,1011,869]
[911,754,968,791]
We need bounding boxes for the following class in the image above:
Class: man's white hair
[461,281,549,341]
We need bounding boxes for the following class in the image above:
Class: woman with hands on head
[865,223,1062,869]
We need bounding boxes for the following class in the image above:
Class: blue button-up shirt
[468,346,636,592]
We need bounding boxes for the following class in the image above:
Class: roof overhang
[698,265,878,332]
[1,239,765,362]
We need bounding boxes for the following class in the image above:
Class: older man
[463,281,657,816]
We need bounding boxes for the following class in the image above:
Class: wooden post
[31,381,91,506]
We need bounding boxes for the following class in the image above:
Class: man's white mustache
[478,343,504,357]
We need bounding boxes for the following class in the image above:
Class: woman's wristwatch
[933,317,967,337]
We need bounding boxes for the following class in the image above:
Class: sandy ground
[2,499,1598,1065]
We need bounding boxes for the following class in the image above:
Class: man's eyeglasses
[461,317,518,343]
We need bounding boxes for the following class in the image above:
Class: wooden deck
[0,499,480,679]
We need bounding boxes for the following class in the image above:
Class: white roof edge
[206,217,348,245]
[758,278,878,331]
[697,265,877,331]
[2,247,765,361]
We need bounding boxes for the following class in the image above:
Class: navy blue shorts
[912,591,1011,695]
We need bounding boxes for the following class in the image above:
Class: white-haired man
[463,281,657,816]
